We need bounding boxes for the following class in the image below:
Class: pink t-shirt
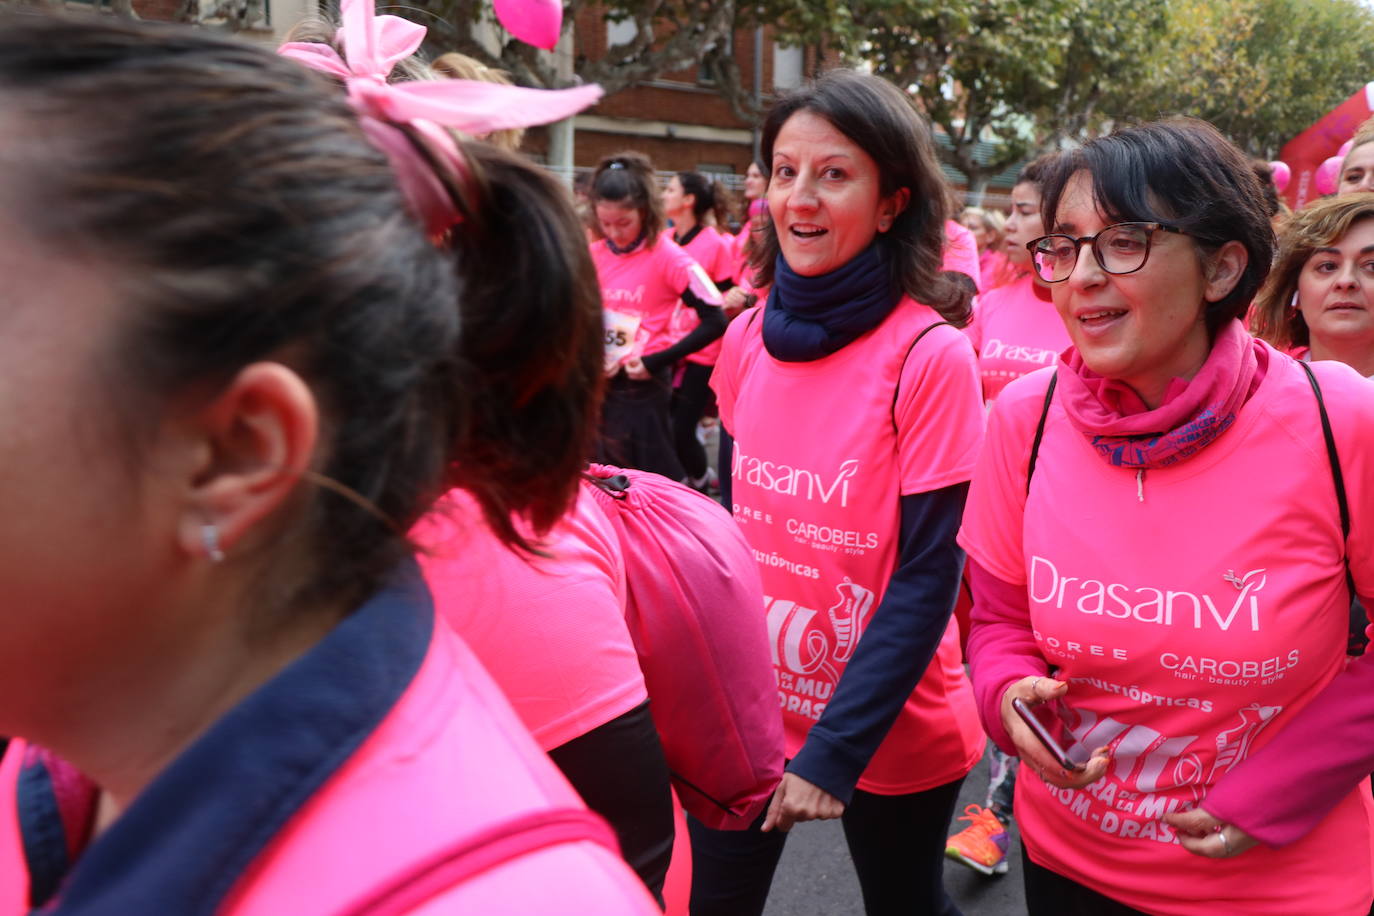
[712,298,987,794]
[413,488,648,751]
[964,274,1070,403]
[664,226,735,367]
[943,220,982,290]
[958,353,1374,915]
[978,249,1020,292]
[592,236,706,367]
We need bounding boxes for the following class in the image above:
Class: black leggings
[597,368,685,481]
[547,701,675,905]
[1021,848,1147,916]
[687,775,966,916]
[671,361,715,481]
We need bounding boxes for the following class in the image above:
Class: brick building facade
[524,9,830,181]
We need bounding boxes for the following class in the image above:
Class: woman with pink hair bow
[0,3,661,914]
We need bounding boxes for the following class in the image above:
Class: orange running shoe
[945,804,1010,876]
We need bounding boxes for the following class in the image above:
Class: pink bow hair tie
[279,0,601,235]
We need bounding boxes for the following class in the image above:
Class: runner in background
[731,159,769,279]
[0,9,659,913]
[943,218,983,292]
[962,156,1069,404]
[962,206,1018,292]
[696,70,985,916]
[663,171,738,492]
[944,154,1067,880]
[962,118,1374,916]
[1338,117,1374,194]
[1251,193,1374,376]
[591,153,726,481]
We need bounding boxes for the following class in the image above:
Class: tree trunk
[546,26,577,185]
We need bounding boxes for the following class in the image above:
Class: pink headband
[278,0,602,236]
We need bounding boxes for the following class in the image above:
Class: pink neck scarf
[1055,319,1268,469]
[278,0,602,236]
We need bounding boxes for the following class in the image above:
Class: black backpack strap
[1026,372,1059,497]
[891,321,954,435]
[1298,361,1365,655]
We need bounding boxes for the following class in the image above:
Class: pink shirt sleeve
[1199,363,1374,847]
[942,220,983,290]
[660,238,723,306]
[957,368,1054,584]
[893,323,983,494]
[957,371,1059,749]
[965,559,1051,754]
[710,308,759,433]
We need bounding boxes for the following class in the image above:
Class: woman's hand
[1000,675,1110,789]
[623,356,650,380]
[1165,806,1260,859]
[761,772,845,832]
[722,286,750,316]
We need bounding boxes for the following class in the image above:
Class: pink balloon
[492,0,562,49]
[1269,160,1291,193]
[1315,155,1344,195]
[1339,139,1355,159]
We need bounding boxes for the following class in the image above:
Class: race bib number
[604,309,642,370]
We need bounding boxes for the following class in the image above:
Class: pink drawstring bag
[583,465,783,830]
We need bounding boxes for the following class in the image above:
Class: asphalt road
[761,751,1028,916]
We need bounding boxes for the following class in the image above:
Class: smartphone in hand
[1012,697,1086,771]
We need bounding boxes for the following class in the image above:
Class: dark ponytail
[676,170,717,224]
[279,16,605,552]
[441,143,604,547]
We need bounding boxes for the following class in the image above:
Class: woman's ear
[1204,240,1249,303]
[877,188,911,233]
[176,362,318,563]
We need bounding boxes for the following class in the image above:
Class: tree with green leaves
[1122,0,1374,157]
[750,0,1167,194]
[386,0,740,97]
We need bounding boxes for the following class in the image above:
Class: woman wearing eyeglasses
[961,118,1374,915]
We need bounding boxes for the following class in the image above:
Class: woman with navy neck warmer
[696,70,986,916]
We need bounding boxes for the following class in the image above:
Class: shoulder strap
[1299,362,1350,538]
[1026,372,1059,497]
[344,809,618,916]
[890,321,954,434]
[1298,361,1364,655]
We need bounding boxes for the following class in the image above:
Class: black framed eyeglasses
[1027,222,1185,283]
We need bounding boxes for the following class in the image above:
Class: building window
[698,30,734,84]
[773,43,803,91]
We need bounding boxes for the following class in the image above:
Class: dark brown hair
[676,170,732,229]
[750,70,971,326]
[1039,118,1273,336]
[1252,193,1374,349]
[0,11,601,608]
[265,14,603,559]
[590,151,665,246]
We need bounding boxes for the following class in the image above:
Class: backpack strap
[891,321,955,435]
[1298,361,1365,655]
[344,808,619,916]
[1026,372,1059,497]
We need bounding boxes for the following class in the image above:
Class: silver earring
[202,522,225,563]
